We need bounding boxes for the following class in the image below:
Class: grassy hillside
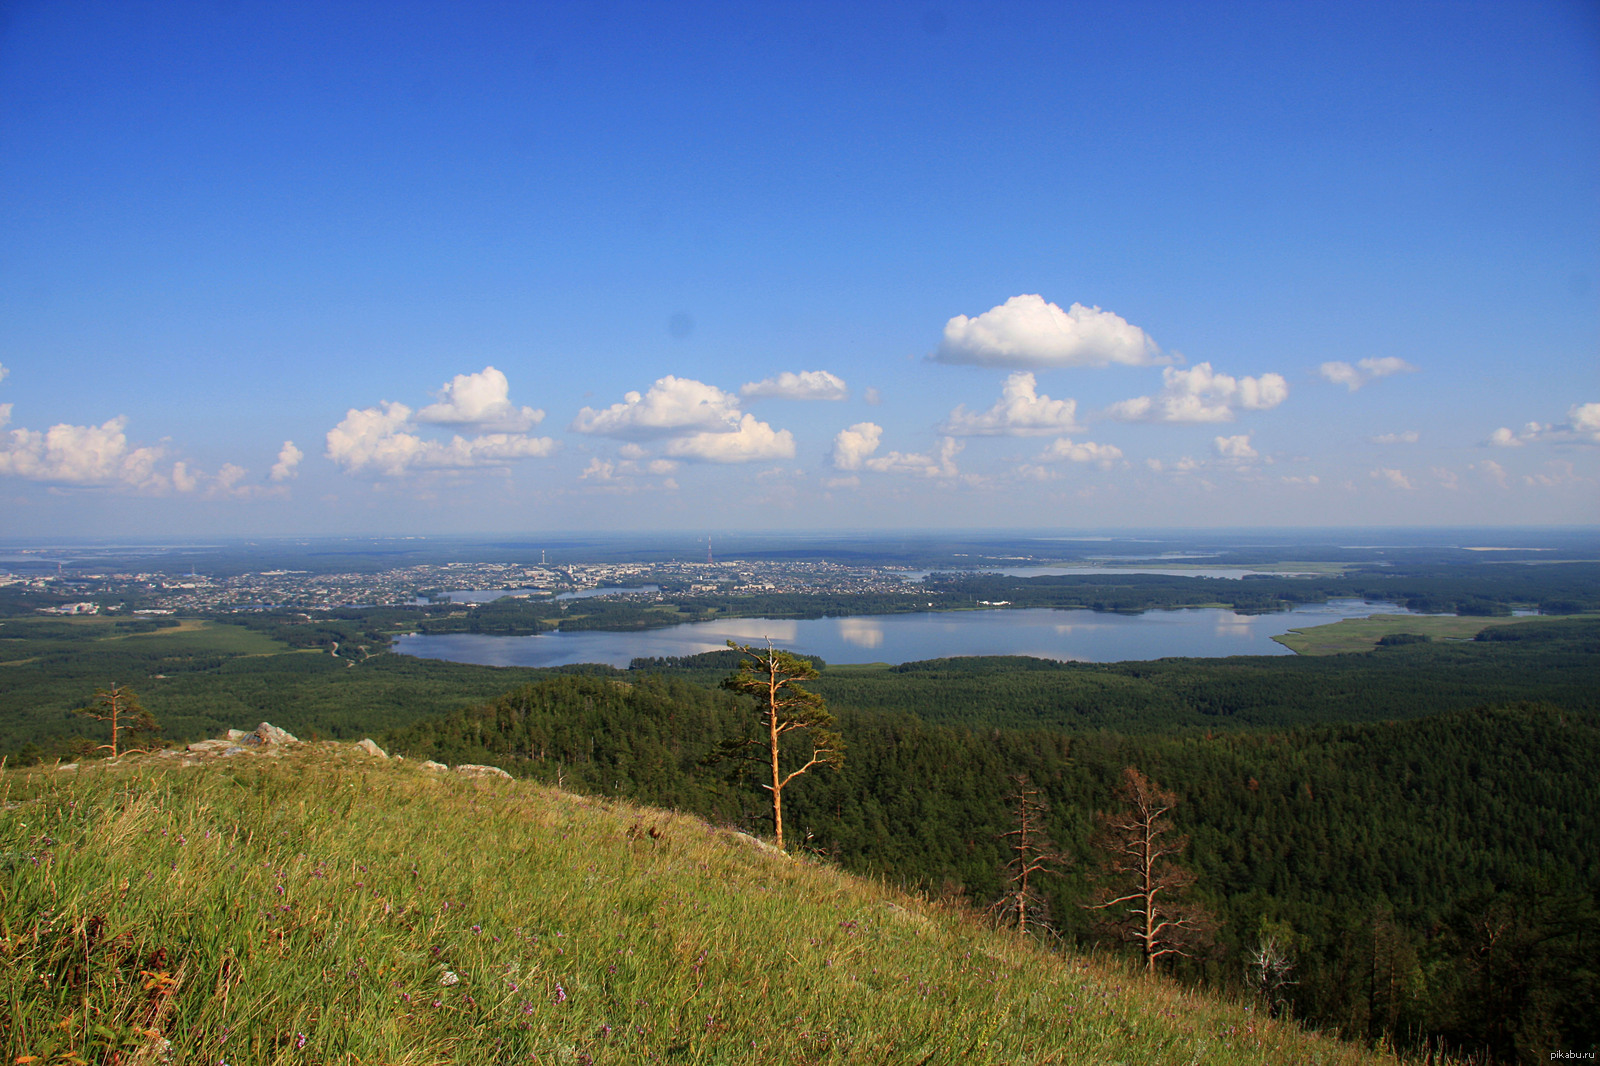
[1,747,1409,1065]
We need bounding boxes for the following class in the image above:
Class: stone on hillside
[57,763,79,772]
[356,738,388,759]
[242,722,298,747]
[453,764,512,780]
[420,760,449,772]
[226,729,248,741]
[188,739,233,754]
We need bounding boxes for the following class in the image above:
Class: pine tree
[989,774,1067,936]
[77,684,158,757]
[714,641,844,852]
[1086,766,1211,970]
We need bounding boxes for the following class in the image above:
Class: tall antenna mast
[707,536,713,565]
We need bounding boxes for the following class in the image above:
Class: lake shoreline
[392,599,1425,669]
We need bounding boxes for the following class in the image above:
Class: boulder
[242,722,299,747]
[356,738,388,759]
[420,760,449,772]
[187,739,233,754]
[453,764,512,780]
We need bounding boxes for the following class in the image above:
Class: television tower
[706,537,713,565]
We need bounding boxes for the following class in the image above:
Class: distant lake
[391,598,1418,669]
[900,566,1319,581]
[423,585,659,604]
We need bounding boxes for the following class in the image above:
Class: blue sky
[1,0,1596,536]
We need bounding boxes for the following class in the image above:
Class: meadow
[1,747,1410,1065]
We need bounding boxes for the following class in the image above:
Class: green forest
[3,604,1597,1062]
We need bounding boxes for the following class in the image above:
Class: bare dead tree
[1246,929,1298,1017]
[989,774,1068,936]
[713,640,844,852]
[1086,766,1212,971]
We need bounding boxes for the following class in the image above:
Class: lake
[419,585,660,604]
[391,598,1417,669]
[898,566,1320,581]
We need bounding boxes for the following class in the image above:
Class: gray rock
[57,762,79,772]
[453,764,512,780]
[187,739,233,753]
[356,738,388,759]
[420,760,449,772]
[242,722,298,747]
[226,729,248,741]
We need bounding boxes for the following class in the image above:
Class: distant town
[2,557,931,615]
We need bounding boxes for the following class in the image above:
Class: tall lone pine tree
[715,640,844,852]
[76,684,158,758]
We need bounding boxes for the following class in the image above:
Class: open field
[1273,611,1599,655]
[0,745,1410,1065]
[113,618,296,656]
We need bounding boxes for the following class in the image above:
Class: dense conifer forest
[3,548,1597,1063]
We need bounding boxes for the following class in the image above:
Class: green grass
[113,620,295,656]
[0,748,1414,1065]
[1273,612,1597,655]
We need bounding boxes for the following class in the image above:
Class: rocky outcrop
[453,764,513,780]
[141,724,511,780]
[242,722,299,747]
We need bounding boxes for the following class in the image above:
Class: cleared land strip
[1274,611,1598,655]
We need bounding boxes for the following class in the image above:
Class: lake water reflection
[391,598,1416,669]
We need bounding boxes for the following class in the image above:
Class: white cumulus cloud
[1567,402,1600,442]
[1107,363,1288,423]
[1036,437,1123,467]
[571,376,743,439]
[1474,460,1508,487]
[740,370,849,401]
[325,401,556,476]
[664,414,796,463]
[1488,426,1526,447]
[1319,357,1417,391]
[269,441,304,481]
[1214,434,1258,460]
[0,416,167,488]
[572,376,793,464]
[865,437,962,478]
[1486,404,1600,447]
[415,366,544,432]
[933,295,1164,368]
[941,372,1082,436]
[832,424,960,477]
[832,422,883,471]
[1370,467,1414,490]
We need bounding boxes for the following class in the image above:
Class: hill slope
[1,746,1407,1065]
